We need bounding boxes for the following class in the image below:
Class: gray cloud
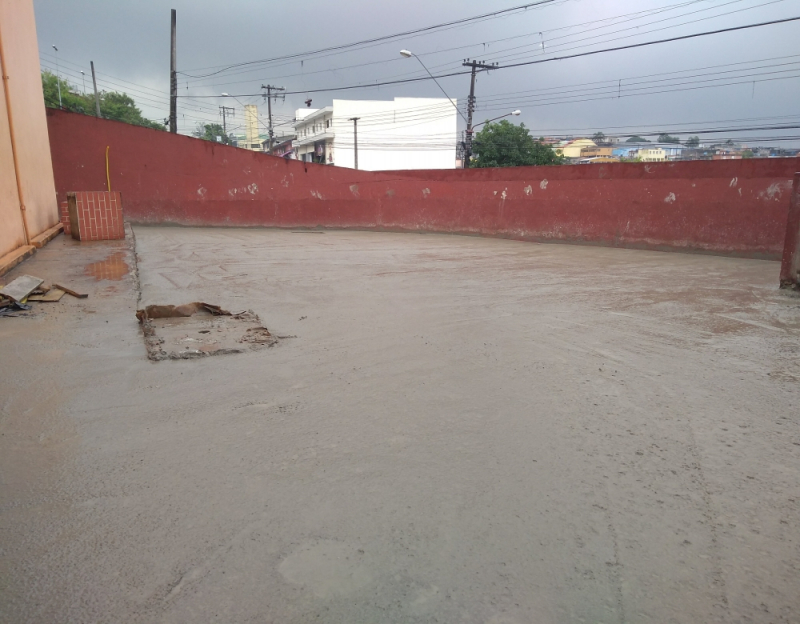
[34,0,800,145]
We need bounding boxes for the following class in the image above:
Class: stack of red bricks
[66,191,125,241]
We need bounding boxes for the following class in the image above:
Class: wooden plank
[28,288,65,302]
[31,223,64,248]
[53,283,88,299]
[0,275,44,302]
[0,245,36,277]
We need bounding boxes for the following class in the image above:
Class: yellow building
[580,146,614,158]
[637,148,666,162]
[556,139,596,159]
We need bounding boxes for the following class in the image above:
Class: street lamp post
[52,45,61,108]
[400,49,471,167]
[80,70,86,95]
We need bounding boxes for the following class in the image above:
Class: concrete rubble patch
[135,302,278,361]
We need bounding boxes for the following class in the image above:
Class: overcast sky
[34,0,800,145]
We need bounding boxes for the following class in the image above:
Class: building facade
[293,98,458,170]
[556,139,597,159]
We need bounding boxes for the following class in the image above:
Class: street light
[399,50,468,124]
[52,44,62,108]
[80,70,86,95]
[472,110,521,130]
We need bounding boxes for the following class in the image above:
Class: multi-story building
[293,97,458,170]
[638,147,667,162]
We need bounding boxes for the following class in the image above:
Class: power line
[180,15,800,98]
[177,0,562,77]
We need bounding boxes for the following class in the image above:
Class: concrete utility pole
[349,117,360,170]
[462,59,498,168]
[90,61,101,118]
[219,106,234,136]
[169,9,177,133]
[261,84,285,150]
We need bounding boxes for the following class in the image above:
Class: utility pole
[219,106,234,136]
[462,59,498,168]
[90,61,101,118]
[261,84,285,150]
[349,117,360,170]
[169,9,177,134]
[51,45,61,108]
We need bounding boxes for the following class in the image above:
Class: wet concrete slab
[1,226,798,623]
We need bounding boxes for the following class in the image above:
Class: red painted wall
[47,109,799,259]
[780,174,800,287]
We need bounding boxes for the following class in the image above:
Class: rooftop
[2,226,798,622]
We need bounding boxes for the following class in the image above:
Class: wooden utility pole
[90,61,101,118]
[261,84,285,150]
[349,117,360,170]
[462,59,498,168]
[169,9,177,133]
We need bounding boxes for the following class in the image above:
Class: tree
[592,132,607,145]
[658,134,680,144]
[193,123,232,145]
[685,136,700,148]
[472,120,563,168]
[742,149,754,159]
[626,135,650,143]
[41,70,164,131]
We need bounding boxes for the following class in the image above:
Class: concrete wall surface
[0,66,26,258]
[0,0,59,255]
[47,109,800,259]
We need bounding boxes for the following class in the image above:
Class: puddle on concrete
[136,302,277,361]
[85,251,129,281]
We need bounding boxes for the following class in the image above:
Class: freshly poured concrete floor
[1,227,799,623]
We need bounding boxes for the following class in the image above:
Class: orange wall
[0,0,59,258]
[0,69,26,257]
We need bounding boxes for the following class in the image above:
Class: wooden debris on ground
[53,283,88,299]
[28,289,65,302]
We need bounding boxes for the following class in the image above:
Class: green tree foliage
[41,70,164,131]
[472,120,563,168]
[685,136,700,147]
[626,135,650,143]
[741,149,754,159]
[658,133,681,144]
[592,131,607,144]
[193,123,232,145]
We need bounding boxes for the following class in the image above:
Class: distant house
[638,147,667,162]
[268,138,295,159]
[578,145,618,164]
[712,153,742,161]
[556,138,596,159]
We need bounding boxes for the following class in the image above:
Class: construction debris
[53,283,88,299]
[28,289,66,302]
[136,302,278,361]
[0,276,84,317]
[0,275,44,303]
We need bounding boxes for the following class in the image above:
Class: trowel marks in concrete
[136,302,277,361]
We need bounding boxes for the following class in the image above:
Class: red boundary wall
[47,109,799,259]
[779,173,800,287]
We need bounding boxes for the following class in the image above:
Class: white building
[293,97,458,170]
